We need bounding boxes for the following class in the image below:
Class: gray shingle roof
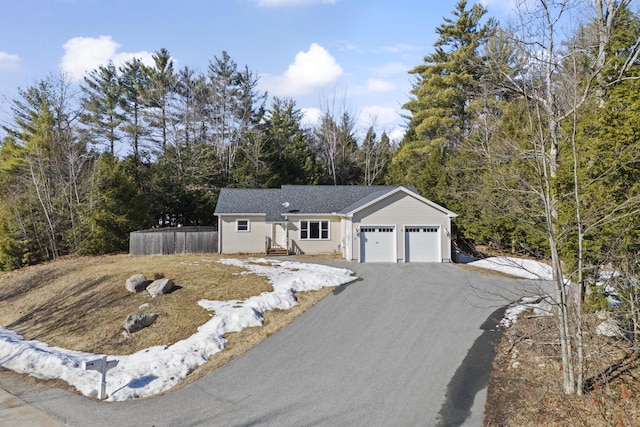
[215,185,423,222]
[214,188,283,221]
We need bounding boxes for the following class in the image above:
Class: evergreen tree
[263,97,320,187]
[80,62,123,155]
[4,75,88,262]
[0,136,29,269]
[120,58,150,171]
[79,153,151,254]
[389,0,495,201]
[143,48,177,155]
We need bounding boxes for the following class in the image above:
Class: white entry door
[360,226,395,262]
[405,226,440,262]
[274,223,287,247]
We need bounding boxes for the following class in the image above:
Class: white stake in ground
[83,355,119,400]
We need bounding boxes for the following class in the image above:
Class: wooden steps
[266,247,289,255]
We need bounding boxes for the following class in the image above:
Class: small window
[300,220,329,240]
[236,219,250,232]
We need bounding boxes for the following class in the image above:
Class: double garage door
[359,226,441,263]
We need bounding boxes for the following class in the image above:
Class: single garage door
[405,226,440,262]
[360,226,395,262]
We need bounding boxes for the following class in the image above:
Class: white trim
[403,224,441,263]
[217,215,222,254]
[299,219,330,240]
[217,213,266,217]
[284,213,336,218]
[236,218,251,232]
[345,217,353,261]
[358,224,397,263]
[344,186,458,218]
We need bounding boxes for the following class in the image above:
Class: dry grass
[455,262,529,279]
[485,312,640,426]
[0,253,334,393]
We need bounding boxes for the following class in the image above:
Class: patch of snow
[470,256,553,280]
[0,258,356,401]
[500,295,554,328]
[469,257,556,327]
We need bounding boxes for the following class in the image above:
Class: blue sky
[0,0,512,142]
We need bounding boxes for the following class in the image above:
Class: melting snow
[0,258,355,401]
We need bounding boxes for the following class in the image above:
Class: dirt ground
[0,253,335,393]
[484,311,640,426]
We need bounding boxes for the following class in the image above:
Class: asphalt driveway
[2,261,544,426]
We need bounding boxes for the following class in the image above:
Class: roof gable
[341,186,458,218]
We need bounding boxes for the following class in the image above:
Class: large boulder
[126,274,151,293]
[124,313,159,333]
[147,278,175,298]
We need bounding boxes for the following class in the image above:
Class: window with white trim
[300,220,329,240]
[236,219,250,232]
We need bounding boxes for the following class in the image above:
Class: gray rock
[124,313,159,333]
[147,278,175,298]
[596,318,624,338]
[126,274,151,293]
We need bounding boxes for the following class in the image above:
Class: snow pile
[470,256,553,280]
[0,258,355,401]
[469,257,555,327]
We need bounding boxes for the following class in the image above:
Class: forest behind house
[2,1,640,400]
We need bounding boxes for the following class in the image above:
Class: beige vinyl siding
[288,215,342,255]
[220,215,269,254]
[351,192,451,262]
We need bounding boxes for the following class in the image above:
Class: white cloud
[261,43,344,96]
[60,35,154,82]
[256,0,336,6]
[0,51,21,71]
[388,127,406,143]
[301,107,322,127]
[365,78,395,92]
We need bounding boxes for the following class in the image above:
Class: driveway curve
[3,262,542,426]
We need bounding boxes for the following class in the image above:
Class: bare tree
[314,91,360,185]
[485,0,640,395]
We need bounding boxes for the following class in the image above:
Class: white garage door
[405,226,440,262]
[360,226,395,262]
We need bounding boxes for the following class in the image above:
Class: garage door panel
[360,226,395,262]
[405,226,440,262]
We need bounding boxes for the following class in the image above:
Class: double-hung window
[236,219,250,232]
[300,220,329,240]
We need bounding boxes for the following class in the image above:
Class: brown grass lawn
[0,253,334,392]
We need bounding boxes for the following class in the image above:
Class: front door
[274,223,287,247]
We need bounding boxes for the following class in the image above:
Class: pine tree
[143,48,177,155]
[80,153,152,254]
[389,0,495,200]
[262,97,321,187]
[80,62,124,155]
[120,58,150,169]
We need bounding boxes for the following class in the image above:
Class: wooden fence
[129,227,218,256]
